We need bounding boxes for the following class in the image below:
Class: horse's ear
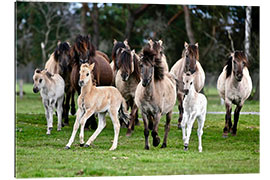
[113,39,117,45]
[35,69,41,74]
[195,42,199,47]
[66,41,71,47]
[89,63,95,71]
[45,71,53,78]
[184,42,189,49]
[124,39,129,47]
[57,40,61,46]
[131,49,135,56]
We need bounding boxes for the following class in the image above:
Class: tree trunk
[91,3,99,48]
[245,6,252,60]
[125,4,150,40]
[253,78,259,100]
[183,5,195,44]
[81,3,88,35]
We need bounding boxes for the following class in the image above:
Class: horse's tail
[118,98,130,125]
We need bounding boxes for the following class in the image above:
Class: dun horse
[33,69,65,135]
[115,48,140,136]
[217,51,252,137]
[181,72,207,152]
[170,42,205,129]
[70,35,113,130]
[135,45,177,150]
[45,41,76,126]
[65,63,129,150]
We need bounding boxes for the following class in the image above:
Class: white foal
[181,73,207,152]
[33,69,65,135]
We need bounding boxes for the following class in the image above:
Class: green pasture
[15,84,259,178]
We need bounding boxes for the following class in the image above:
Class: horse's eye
[182,82,185,85]
[190,82,193,85]
[86,73,89,76]
[39,79,42,83]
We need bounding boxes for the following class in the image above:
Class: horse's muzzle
[142,79,151,87]
[184,89,189,95]
[121,73,129,82]
[78,80,84,87]
[33,87,39,93]
[235,73,243,81]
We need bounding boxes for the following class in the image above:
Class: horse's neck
[229,72,241,88]
[81,80,94,98]
[144,79,156,98]
[185,86,196,101]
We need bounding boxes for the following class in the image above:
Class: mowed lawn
[15,84,260,178]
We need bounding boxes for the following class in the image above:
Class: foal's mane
[70,35,96,65]
[225,50,248,78]
[118,49,140,82]
[54,42,71,62]
[141,46,164,81]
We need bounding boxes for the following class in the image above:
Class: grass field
[15,84,260,178]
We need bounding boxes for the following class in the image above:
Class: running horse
[70,35,113,129]
[170,42,205,129]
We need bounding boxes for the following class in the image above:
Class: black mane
[54,42,70,62]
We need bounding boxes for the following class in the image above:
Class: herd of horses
[32,34,252,152]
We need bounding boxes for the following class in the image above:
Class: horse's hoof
[65,146,70,150]
[231,133,237,136]
[153,136,160,147]
[71,108,76,115]
[144,145,150,150]
[184,144,188,151]
[80,144,84,147]
[178,124,182,130]
[126,129,132,137]
[84,144,90,148]
[63,122,69,127]
[222,133,228,138]
[161,143,167,148]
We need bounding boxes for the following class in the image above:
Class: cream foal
[181,73,207,152]
[65,63,129,150]
[33,69,65,135]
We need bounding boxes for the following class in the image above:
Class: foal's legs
[197,114,205,152]
[181,113,188,144]
[65,108,84,149]
[43,100,52,135]
[223,101,232,137]
[79,109,95,145]
[56,96,64,131]
[109,109,120,151]
[177,92,184,129]
[184,113,196,151]
[232,104,243,136]
[161,111,172,148]
[63,91,71,126]
[152,113,161,147]
[142,113,150,150]
[85,112,107,147]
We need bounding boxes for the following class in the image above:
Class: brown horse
[115,48,140,136]
[135,45,177,150]
[70,35,113,129]
[217,51,252,137]
[170,42,205,129]
[45,41,76,126]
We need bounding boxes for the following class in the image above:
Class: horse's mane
[182,44,199,61]
[118,49,140,82]
[54,42,71,62]
[142,46,164,81]
[225,50,248,78]
[70,35,96,65]
[112,42,127,70]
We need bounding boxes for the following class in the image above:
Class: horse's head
[54,41,71,76]
[32,69,53,93]
[147,39,164,58]
[118,49,137,81]
[112,39,130,70]
[230,51,248,82]
[78,63,95,87]
[183,42,199,74]
[182,72,195,95]
[71,35,96,66]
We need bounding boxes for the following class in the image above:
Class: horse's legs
[232,105,242,136]
[70,90,76,115]
[47,105,54,135]
[65,109,84,149]
[152,113,161,147]
[197,114,206,152]
[126,103,138,137]
[181,113,188,144]
[43,100,51,135]
[79,109,95,145]
[223,102,232,137]
[142,113,150,150]
[161,111,172,148]
[184,113,196,151]
[56,96,64,131]
[63,91,71,126]
[109,109,120,151]
[85,112,107,147]
[177,93,184,129]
